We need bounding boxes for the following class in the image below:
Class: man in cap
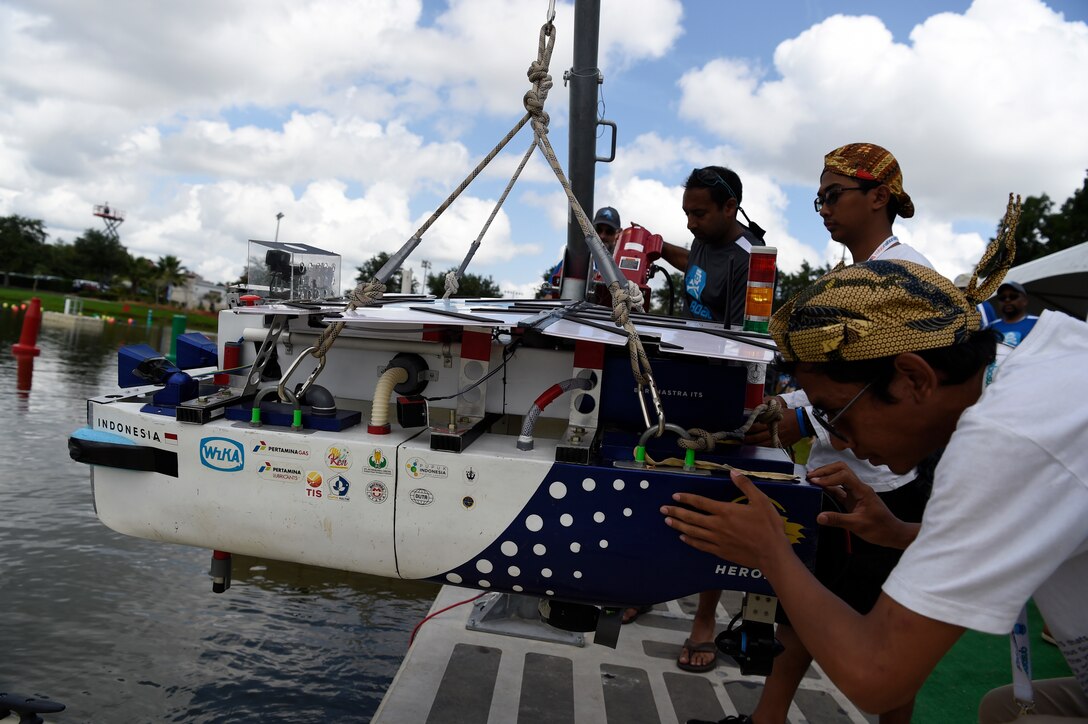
[664,246,1088,720]
[544,206,623,299]
[991,280,1039,347]
[660,166,766,326]
[705,143,933,723]
[593,206,622,253]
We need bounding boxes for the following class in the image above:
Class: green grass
[915,600,1072,722]
[0,286,217,331]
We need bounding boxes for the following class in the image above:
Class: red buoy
[12,297,42,392]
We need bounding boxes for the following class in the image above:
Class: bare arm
[661,471,962,713]
[659,241,689,272]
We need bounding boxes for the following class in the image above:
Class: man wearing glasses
[690,144,935,723]
[991,281,1039,347]
[666,257,1088,723]
[659,166,766,326]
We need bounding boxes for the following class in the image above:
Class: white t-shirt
[781,241,935,491]
[778,387,916,492]
[883,311,1088,694]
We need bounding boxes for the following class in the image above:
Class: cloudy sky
[2,0,1086,297]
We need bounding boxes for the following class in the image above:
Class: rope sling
[271,5,784,458]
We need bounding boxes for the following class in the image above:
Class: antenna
[93,203,125,241]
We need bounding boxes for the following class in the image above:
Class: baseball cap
[593,207,621,230]
[953,273,972,289]
[997,281,1026,297]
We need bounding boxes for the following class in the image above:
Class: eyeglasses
[813,186,867,213]
[692,167,738,200]
[996,293,1021,302]
[810,381,873,443]
[595,225,618,236]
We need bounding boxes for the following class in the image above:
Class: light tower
[93,203,125,241]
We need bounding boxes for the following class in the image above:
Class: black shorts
[777,473,931,623]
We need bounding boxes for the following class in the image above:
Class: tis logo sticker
[306,471,323,498]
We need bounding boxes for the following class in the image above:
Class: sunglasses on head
[692,167,738,200]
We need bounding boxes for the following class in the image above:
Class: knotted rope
[677,397,785,453]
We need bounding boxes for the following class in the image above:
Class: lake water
[0,307,435,722]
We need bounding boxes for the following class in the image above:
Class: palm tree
[156,255,187,305]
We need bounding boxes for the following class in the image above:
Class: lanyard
[1010,607,1036,713]
[866,235,900,261]
[985,351,1036,713]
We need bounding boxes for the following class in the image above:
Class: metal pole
[274,212,284,242]
[558,0,601,301]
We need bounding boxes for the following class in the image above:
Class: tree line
[0,216,193,304]
[6,172,1082,308]
[354,252,503,297]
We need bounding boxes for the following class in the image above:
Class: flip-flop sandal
[621,604,653,625]
[676,638,718,672]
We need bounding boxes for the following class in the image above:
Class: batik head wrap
[771,194,1022,362]
[823,143,915,219]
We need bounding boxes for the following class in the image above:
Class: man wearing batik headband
[716,143,934,724]
[663,224,1088,721]
[817,142,928,266]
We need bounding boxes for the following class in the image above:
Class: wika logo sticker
[199,437,245,472]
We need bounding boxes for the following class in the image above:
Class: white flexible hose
[370,366,409,428]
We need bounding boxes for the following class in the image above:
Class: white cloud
[1,0,1082,295]
[677,0,1088,277]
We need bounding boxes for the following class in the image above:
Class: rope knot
[681,428,715,452]
[442,271,459,300]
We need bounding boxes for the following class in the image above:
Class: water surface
[0,310,435,722]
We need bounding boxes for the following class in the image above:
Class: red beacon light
[742,247,777,333]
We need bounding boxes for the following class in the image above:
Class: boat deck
[374,585,874,724]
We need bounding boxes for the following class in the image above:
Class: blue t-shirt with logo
[990,315,1039,347]
[683,226,764,325]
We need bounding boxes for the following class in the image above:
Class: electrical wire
[423,336,523,402]
[409,592,488,646]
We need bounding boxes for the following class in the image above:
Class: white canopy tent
[1001,240,1088,320]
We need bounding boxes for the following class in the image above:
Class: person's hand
[808,462,917,550]
[661,471,793,570]
[743,396,801,447]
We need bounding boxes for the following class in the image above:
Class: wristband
[795,406,812,437]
